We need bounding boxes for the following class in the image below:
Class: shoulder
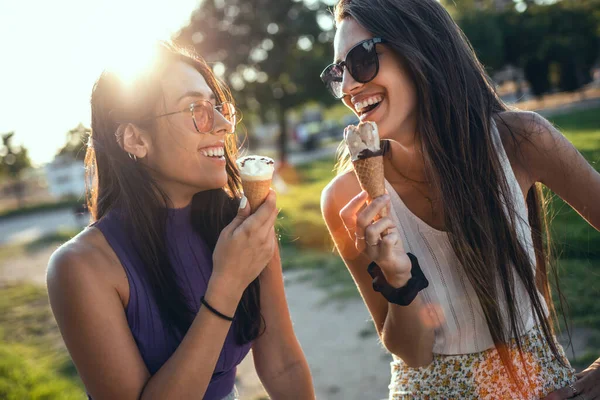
[320,169,361,224]
[47,227,122,299]
[494,110,559,149]
[493,110,564,183]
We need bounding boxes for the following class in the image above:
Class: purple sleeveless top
[93,203,252,400]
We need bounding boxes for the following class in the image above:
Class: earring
[128,153,138,162]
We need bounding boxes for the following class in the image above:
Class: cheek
[387,71,417,115]
[148,130,199,173]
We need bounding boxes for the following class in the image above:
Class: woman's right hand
[340,191,412,288]
[212,190,278,295]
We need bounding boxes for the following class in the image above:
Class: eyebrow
[177,91,216,103]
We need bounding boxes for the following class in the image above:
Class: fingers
[227,195,250,232]
[339,191,368,230]
[356,194,390,235]
[542,381,581,400]
[239,190,278,240]
[247,190,277,223]
[365,218,395,242]
[541,387,569,400]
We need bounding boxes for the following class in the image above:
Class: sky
[0,0,201,166]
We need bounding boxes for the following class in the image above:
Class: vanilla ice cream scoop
[344,121,381,161]
[236,155,275,181]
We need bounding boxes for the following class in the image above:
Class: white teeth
[354,96,383,112]
[201,147,225,157]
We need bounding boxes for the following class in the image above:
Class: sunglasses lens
[347,41,378,83]
[321,64,344,99]
[192,102,213,133]
[219,102,237,134]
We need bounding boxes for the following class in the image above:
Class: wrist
[367,253,429,306]
[205,274,244,317]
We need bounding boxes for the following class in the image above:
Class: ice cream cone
[236,155,275,213]
[241,179,272,212]
[352,155,387,218]
[345,121,387,218]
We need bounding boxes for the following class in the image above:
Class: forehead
[333,18,374,62]
[160,61,215,104]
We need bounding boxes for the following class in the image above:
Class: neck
[384,137,429,184]
[154,179,197,209]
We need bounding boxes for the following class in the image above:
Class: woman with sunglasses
[320,0,600,398]
[46,42,315,400]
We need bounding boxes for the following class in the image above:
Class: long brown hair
[334,0,567,386]
[86,42,263,344]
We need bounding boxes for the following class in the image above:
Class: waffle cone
[242,179,272,212]
[353,156,387,218]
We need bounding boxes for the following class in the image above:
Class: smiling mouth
[354,95,383,116]
[199,146,225,158]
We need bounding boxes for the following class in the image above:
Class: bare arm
[500,111,600,231]
[47,244,240,399]
[252,239,315,399]
[320,174,434,367]
[47,192,279,399]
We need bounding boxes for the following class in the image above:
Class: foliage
[176,0,337,161]
[0,132,31,179]
[56,124,90,162]
[0,132,32,208]
[459,1,599,96]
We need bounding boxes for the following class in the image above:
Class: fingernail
[239,196,248,209]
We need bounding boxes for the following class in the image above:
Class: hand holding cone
[345,121,387,218]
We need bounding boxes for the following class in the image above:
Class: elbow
[381,332,434,368]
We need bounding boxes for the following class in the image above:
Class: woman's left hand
[542,358,600,400]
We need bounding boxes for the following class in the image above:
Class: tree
[176,0,336,163]
[0,132,32,208]
[57,123,90,161]
[499,2,599,96]
[459,11,505,73]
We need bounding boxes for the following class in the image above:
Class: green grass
[0,283,84,399]
[277,158,338,251]
[548,107,600,261]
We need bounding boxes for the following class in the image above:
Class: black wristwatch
[366,253,429,306]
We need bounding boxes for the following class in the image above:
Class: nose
[212,111,234,136]
[341,66,361,98]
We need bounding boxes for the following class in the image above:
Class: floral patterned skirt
[389,326,576,399]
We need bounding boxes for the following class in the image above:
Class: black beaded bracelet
[366,252,429,306]
[200,296,234,322]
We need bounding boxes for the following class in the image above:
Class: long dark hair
[86,42,263,344]
[334,0,567,385]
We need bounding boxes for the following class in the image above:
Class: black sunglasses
[320,37,387,99]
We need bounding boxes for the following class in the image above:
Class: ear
[117,123,151,159]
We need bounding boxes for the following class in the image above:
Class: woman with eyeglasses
[320,0,600,399]
[46,42,315,400]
